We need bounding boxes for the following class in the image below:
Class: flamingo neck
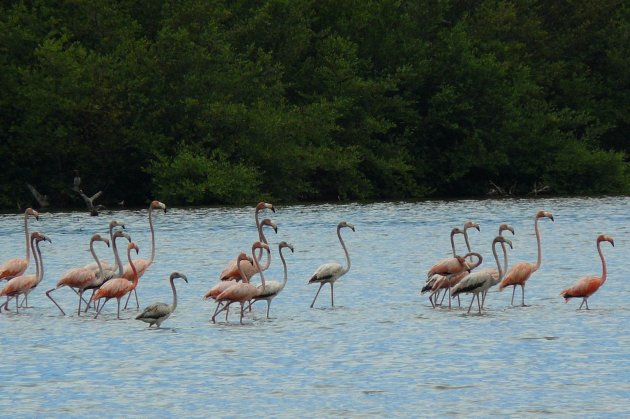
[91,240,105,280]
[338,226,351,274]
[450,231,458,257]
[24,212,31,263]
[113,236,124,276]
[31,237,40,282]
[493,241,504,281]
[170,277,178,311]
[533,216,543,272]
[257,225,273,270]
[280,248,289,288]
[252,249,266,293]
[148,206,157,265]
[598,241,608,286]
[501,242,509,273]
[128,249,139,289]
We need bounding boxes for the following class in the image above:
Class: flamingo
[219,218,277,282]
[83,230,132,312]
[83,220,125,273]
[122,200,166,309]
[92,242,140,319]
[428,252,483,309]
[498,210,554,306]
[480,223,515,307]
[46,234,110,315]
[560,234,614,310]
[0,208,39,281]
[0,232,51,313]
[212,242,268,324]
[421,227,465,299]
[451,236,512,313]
[136,272,188,327]
[308,221,355,308]
[249,241,294,318]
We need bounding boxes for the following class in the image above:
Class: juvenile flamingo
[560,234,614,310]
[498,210,554,306]
[451,236,512,313]
[136,272,188,327]
[212,242,268,324]
[92,242,140,319]
[0,232,51,313]
[249,241,294,318]
[309,221,355,308]
[122,200,166,309]
[0,208,39,281]
[46,234,110,315]
[480,223,515,307]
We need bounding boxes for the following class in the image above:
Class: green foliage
[1,0,629,209]
[148,146,262,205]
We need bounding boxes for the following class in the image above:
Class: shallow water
[1,197,629,417]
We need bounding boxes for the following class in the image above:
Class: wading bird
[248,241,294,318]
[122,200,166,309]
[498,210,554,306]
[308,221,355,308]
[560,234,614,310]
[0,208,39,281]
[136,272,188,327]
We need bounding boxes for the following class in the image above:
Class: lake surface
[1,197,629,417]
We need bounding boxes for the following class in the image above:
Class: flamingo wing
[256,280,283,297]
[92,277,132,300]
[498,262,535,290]
[428,257,466,277]
[560,276,602,301]
[309,263,344,284]
[0,274,37,296]
[57,268,96,288]
[451,269,497,297]
[204,280,236,300]
[136,302,170,320]
[123,259,150,281]
[0,258,28,280]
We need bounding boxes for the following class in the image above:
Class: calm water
[1,197,629,417]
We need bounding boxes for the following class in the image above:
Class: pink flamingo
[309,221,355,308]
[122,200,166,309]
[0,232,51,313]
[0,208,39,281]
[249,241,294,318]
[219,218,277,282]
[560,234,614,310]
[451,236,512,313]
[421,227,464,298]
[498,210,554,306]
[212,242,268,324]
[92,242,140,319]
[46,234,110,315]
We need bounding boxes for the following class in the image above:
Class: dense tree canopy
[1,0,628,209]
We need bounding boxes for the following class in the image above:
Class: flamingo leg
[477,293,482,313]
[310,283,325,308]
[447,286,452,309]
[511,286,516,305]
[46,288,66,315]
[94,298,108,319]
[481,290,487,308]
[15,295,19,313]
[439,289,447,306]
[266,299,271,318]
[521,284,526,306]
[330,283,334,307]
[123,288,139,310]
[116,298,122,319]
[467,295,475,314]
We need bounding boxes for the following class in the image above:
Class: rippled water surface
[1,197,629,417]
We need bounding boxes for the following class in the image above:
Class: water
[1,197,629,417]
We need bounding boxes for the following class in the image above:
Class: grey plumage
[136,272,188,327]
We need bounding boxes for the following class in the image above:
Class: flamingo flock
[0,202,618,328]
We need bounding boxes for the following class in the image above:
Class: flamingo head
[26,207,40,221]
[261,218,278,234]
[597,234,614,247]
[109,220,125,231]
[31,231,52,243]
[498,223,514,236]
[339,221,355,232]
[252,241,270,254]
[494,235,513,249]
[170,271,189,283]
[536,210,554,221]
[91,233,110,247]
[462,252,483,270]
[464,220,480,232]
[279,241,294,253]
[256,202,275,213]
[151,200,167,213]
[450,227,465,237]
[128,242,139,254]
[113,230,131,243]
